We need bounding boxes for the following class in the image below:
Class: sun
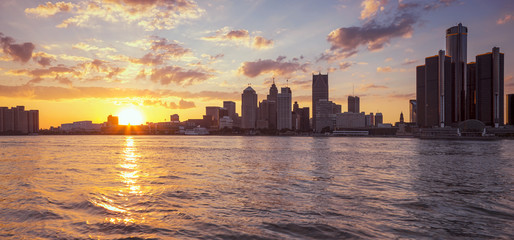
[118,107,144,125]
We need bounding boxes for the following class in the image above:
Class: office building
[241,86,257,129]
[416,65,426,127]
[267,80,278,129]
[348,96,360,113]
[332,103,342,114]
[297,107,310,132]
[507,94,514,125]
[206,106,221,123]
[312,73,329,131]
[257,100,271,129]
[365,112,374,127]
[336,112,365,129]
[375,112,383,126]
[409,100,416,123]
[446,23,468,121]
[223,101,236,120]
[315,99,335,132]
[467,62,477,119]
[277,87,292,130]
[0,106,38,135]
[475,47,504,126]
[107,115,119,126]
[170,114,180,123]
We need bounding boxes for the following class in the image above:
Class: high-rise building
[332,103,342,114]
[312,73,328,131]
[277,87,292,130]
[266,80,278,129]
[107,115,119,126]
[297,107,310,132]
[206,106,221,123]
[507,94,514,125]
[409,100,417,123]
[475,47,504,127]
[223,101,236,120]
[315,99,335,132]
[375,112,383,126]
[467,62,477,119]
[257,100,271,128]
[241,86,257,129]
[416,50,452,128]
[0,106,38,134]
[416,65,426,127]
[425,50,452,127]
[348,96,360,113]
[446,23,468,121]
[170,114,180,123]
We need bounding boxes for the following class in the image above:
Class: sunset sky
[1,0,513,128]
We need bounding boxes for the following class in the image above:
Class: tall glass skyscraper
[446,23,468,122]
[312,73,328,132]
[241,86,257,129]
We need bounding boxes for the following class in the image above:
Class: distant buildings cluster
[414,23,509,128]
[0,106,39,135]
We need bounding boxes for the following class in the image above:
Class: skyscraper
[267,80,278,129]
[425,50,452,127]
[223,101,236,120]
[277,87,292,130]
[416,65,426,127]
[409,99,417,123]
[375,112,383,126]
[446,23,468,121]
[507,94,514,125]
[315,99,335,132]
[0,106,38,134]
[348,96,360,113]
[467,62,477,119]
[241,86,257,129]
[312,73,328,131]
[475,47,504,127]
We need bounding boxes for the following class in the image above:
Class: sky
[1,0,513,128]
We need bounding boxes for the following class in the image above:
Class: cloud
[203,28,250,43]
[339,62,353,71]
[359,83,389,92]
[402,58,417,65]
[25,1,77,17]
[252,36,274,49]
[389,93,415,99]
[130,37,191,65]
[144,99,196,109]
[385,57,393,62]
[0,33,35,63]
[72,42,117,52]
[26,0,204,31]
[32,52,56,67]
[497,14,512,24]
[323,0,456,60]
[377,66,393,72]
[8,65,77,85]
[0,84,239,101]
[150,66,213,85]
[360,0,387,20]
[238,56,309,78]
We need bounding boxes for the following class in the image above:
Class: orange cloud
[32,52,56,67]
[150,66,214,85]
[497,14,512,24]
[25,1,77,17]
[252,36,274,49]
[358,83,388,92]
[376,66,393,72]
[143,99,196,109]
[26,0,204,31]
[238,56,309,78]
[360,0,387,20]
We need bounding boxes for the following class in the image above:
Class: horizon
[1,0,513,128]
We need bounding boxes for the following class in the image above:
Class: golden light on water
[118,107,144,125]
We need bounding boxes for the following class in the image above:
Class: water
[0,136,513,239]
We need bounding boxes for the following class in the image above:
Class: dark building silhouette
[475,47,504,126]
[223,101,236,120]
[467,62,477,119]
[107,115,119,126]
[446,23,468,121]
[416,50,452,127]
[267,80,278,129]
[170,114,180,122]
[298,107,310,132]
[315,99,335,132]
[348,96,360,113]
[277,87,292,130]
[409,99,417,123]
[0,106,38,134]
[312,73,328,131]
[416,65,426,127]
[375,112,383,126]
[507,94,514,125]
[332,103,342,114]
[242,86,257,129]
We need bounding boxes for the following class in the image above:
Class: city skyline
[1,0,514,128]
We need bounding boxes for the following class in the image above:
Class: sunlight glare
[118,108,144,125]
